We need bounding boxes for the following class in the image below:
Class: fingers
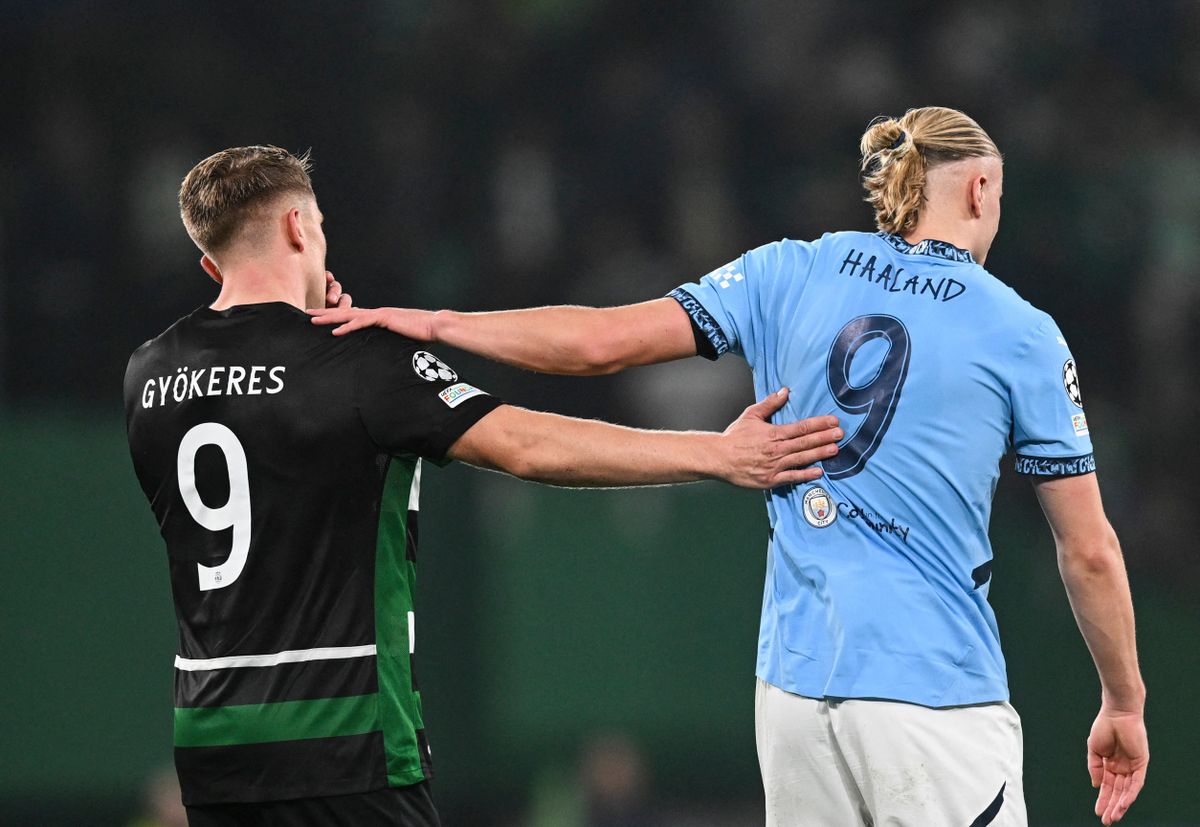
[775,426,843,456]
[761,430,841,487]
[1103,772,1127,824]
[741,388,789,421]
[1088,747,1103,789]
[768,444,838,482]
[326,283,343,306]
[781,442,839,468]
[772,415,841,441]
[770,466,825,486]
[1115,769,1146,820]
[1104,764,1146,824]
[1095,767,1116,821]
[309,307,358,323]
[337,292,352,308]
[309,306,372,336]
[331,317,372,336]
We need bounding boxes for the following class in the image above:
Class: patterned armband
[1013,453,1096,477]
[668,288,729,359]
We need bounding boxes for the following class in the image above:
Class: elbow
[499,453,540,481]
[568,336,628,376]
[487,438,555,483]
[1058,523,1123,575]
[480,441,533,479]
[566,310,637,375]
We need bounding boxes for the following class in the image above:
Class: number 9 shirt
[669,232,1095,708]
[124,302,501,805]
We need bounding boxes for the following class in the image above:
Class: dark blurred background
[2,1,1197,824]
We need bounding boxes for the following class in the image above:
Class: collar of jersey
[877,232,975,264]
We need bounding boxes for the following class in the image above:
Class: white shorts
[755,679,1027,826]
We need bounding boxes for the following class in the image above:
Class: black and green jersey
[123,303,501,805]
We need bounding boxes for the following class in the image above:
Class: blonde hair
[860,107,1001,235]
[179,145,315,255]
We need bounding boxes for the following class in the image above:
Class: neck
[209,261,315,311]
[903,221,987,265]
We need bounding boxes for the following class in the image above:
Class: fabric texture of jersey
[670,232,1094,707]
[124,303,502,805]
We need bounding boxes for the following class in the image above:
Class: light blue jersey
[671,231,1095,707]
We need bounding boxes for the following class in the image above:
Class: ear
[969,174,987,219]
[200,255,223,285]
[285,208,305,252]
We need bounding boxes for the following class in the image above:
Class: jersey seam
[351,329,390,453]
[1006,314,1057,449]
[1013,451,1093,459]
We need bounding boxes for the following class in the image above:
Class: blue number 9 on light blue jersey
[825,314,911,480]
[670,231,1095,707]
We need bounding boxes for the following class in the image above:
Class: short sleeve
[1010,317,1096,477]
[667,239,815,360]
[354,330,503,463]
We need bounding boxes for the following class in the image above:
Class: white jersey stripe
[174,644,377,672]
[408,459,422,511]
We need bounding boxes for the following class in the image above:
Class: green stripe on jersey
[375,458,426,785]
[174,693,379,748]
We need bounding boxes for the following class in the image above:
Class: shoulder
[971,273,1069,365]
[125,337,157,372]
[352,328,462,387]
[124,310,195,379]
[981,273,1059,339]
[741,234,836,273]
[751,232,860,256]
[780,230,907,265]
[353,327,426,362]
[823,230,880,247]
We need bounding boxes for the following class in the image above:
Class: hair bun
[858,106,1000,236]
[861,117,908,157]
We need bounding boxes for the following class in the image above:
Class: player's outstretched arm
[1033,473,1148,826]
[446,388,840,489]
[309,298,696,375]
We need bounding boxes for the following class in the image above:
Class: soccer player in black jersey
[124,146,842,827]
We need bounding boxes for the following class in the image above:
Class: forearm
[311,299,698,373]
[432,299,695,375]
[1058,532,1145,711]
[475,408,721,487]
[431,307,606,374]
[449,397,836,490]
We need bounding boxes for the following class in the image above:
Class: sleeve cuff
[668,288,728,360]
[423,395,505,465]
[1013,453,1096,477]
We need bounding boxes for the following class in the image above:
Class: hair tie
[889,130,909,151]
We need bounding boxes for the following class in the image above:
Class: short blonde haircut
[179,145,314,255]
[860,107,1001,235]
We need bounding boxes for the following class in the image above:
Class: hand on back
[309,305,435,340]
[718,389,841,489]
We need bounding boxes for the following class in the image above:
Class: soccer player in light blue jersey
[311,107,1147,825]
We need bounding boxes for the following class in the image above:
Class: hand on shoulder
[309,305,437,341]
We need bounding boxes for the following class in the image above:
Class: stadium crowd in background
[6,2,1197,584]
[2,2,1195,824]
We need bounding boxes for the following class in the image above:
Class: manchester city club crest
[802,485,838,528]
